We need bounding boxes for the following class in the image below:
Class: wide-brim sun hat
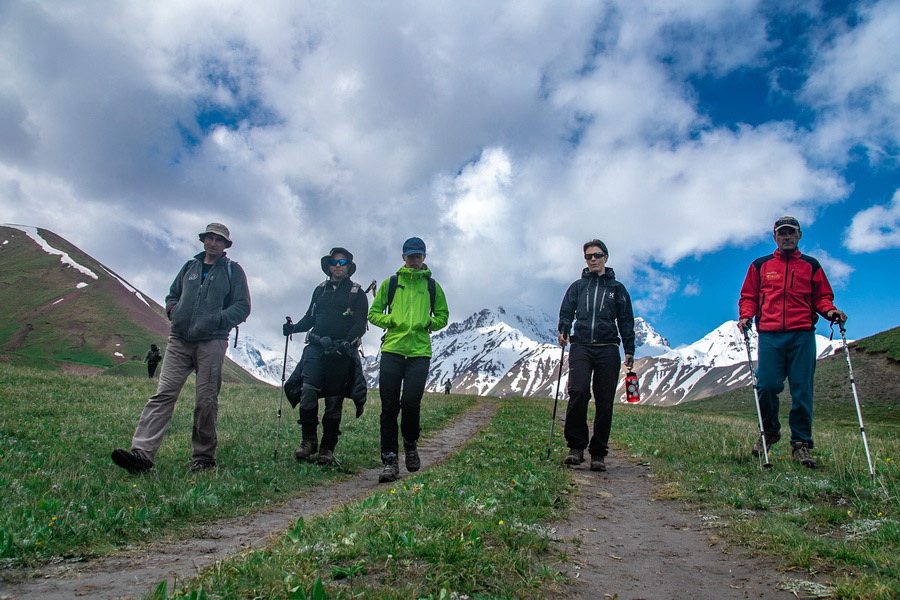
[198,223,233,247]
[320,247,357,276]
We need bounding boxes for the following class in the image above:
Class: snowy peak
[634,317,670,358]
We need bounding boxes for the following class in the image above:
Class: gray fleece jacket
[165,252,251,342]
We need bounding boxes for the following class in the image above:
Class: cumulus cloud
[845,189,900,252]
[0,0,890,349]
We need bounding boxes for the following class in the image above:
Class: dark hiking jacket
[290,277,368,343]
[558,267,636,355]
[166,252,251,342]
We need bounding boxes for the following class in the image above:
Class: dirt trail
[0,401,497,600]
[552,451,794,600]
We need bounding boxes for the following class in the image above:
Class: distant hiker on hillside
[282,247,369,466]
[368,237,449,482]
[557,239,635,472]
[738,216,847,469]
[443,378,451,395]
[112,223,251,474]
[143,344,162,378]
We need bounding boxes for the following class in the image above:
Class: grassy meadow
[0,363,475,569]
[1,344,898,599]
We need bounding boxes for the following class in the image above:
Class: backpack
[386,273,436,315]
[310,280,363,317]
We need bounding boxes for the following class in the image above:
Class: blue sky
[0,0,897,351]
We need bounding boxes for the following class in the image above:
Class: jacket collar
[773,248,802,259]
[397,265,432,278]
[581,266,616,280]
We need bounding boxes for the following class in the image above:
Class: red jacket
[739,249,837,332]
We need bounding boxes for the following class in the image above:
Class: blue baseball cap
[402,237,427,256]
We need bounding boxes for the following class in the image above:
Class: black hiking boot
[752,432,781,457]
[379,452,400,483]
[590,455,607,472]
[294,437,318,461]
[189,458,217,472]
[317,448,335,466]
[404,440,421,472]
[563,448,584,465]
[791,442,817,469]
[111,448,153,474]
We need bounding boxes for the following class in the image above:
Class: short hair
[583,238,609,256]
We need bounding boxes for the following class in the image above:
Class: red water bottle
[625,370,640,403]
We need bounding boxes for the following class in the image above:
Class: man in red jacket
[738,216,846,469]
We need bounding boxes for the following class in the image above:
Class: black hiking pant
[147,361,160,378]
[296,344,353,450]
[564,344,621,458]
[379,352,430,455]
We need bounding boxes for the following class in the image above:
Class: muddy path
[0,401,498,600]
[551,451,795,600]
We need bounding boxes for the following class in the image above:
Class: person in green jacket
[368,237,449,482]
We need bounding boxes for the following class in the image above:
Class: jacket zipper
[590,279,599,342]
[781,253,789,330]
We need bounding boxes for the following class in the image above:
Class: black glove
[283,323,295,337]
[319,336,335,354]
[355,403,364,418]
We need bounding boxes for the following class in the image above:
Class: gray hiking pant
[131,336,227,462]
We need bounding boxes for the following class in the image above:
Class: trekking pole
[546,344,567,460]
[833,320,875,480]
[741,326,772,469]
[273,316,292,459]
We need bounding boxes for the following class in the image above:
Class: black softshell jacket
[557,267,636,355]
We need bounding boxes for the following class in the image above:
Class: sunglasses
[584,252,607,260]
[329,259,349,266]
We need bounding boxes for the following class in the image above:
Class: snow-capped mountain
[361,304,671,398]
[230,308,847,406]
[623,321,847,406]
[227,334,300,386]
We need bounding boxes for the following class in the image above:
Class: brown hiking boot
[791,442,817,469]
[752,432,781,457]
[563,448,584,465]
[294,437,318,461]
[379,452,400,483]
[404,440,421,472]
[590,455,606,471]
[316,448,335,466]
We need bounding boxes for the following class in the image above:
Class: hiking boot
[752,432,781,457]
[563,448,585,465]
[317,448,335,466]
[190,458,217,472]
[294,437,318,461]
[791,442,817,469]
[379,452,400,483]
[590,455,607,472]
[111,448,153,474]
[404,440,421,472]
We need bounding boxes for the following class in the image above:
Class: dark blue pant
[379,352,430,454]
[756,330,816,447]
[564,344,620,457]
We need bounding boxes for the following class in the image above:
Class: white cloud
[845,189,900,253]
[802,1,900,163]
[0,0,886,349]
[806,246,854,290]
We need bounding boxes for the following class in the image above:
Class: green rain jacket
[368,266,449,358]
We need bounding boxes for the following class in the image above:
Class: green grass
[852,326,900,362]
[0,363,474,569]
[152,398,572,600]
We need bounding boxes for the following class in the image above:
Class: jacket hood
[321,247,357,277]
[580,266,616,280]
[396,265,432,278]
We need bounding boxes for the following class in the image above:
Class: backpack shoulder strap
[426,275,436,315]
[386,274,400,313]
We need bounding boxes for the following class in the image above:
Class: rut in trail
[0,401,497,600]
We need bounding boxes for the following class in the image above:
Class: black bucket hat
[320,247,356,276]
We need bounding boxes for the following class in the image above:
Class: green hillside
[0,225,259,384]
